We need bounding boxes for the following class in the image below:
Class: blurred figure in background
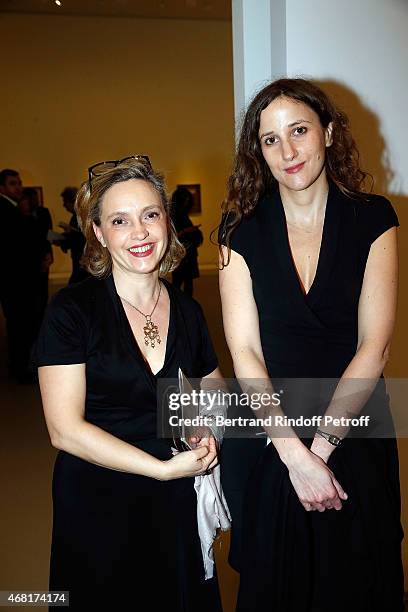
[0,169,45,383]
[171,186,203,296]
[54,187,89,285]
[19,187,53,314]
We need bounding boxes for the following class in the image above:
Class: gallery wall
[0,12,234,277]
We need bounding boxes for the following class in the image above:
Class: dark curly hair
[220,78,371,265]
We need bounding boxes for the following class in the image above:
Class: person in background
[0,169,45,383]
[19,187,53,315]
[171,186,203,296]
[56,186,89,284]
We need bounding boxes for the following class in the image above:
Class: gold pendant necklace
[120,282,162,349]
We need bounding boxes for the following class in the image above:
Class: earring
[101,239,106,248]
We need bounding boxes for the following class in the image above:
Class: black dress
[221,183,404,611]
[35,275,222,611]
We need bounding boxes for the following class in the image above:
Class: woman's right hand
[160,437,218,481]
[284,446,348,512]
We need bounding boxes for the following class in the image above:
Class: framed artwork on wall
[177,183,201,214]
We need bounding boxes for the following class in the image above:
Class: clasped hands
[284,437,348,512]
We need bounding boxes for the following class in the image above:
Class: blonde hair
[75,159,185,278]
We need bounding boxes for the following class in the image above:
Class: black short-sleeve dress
[220,183,404,611]
[35,275,221,612]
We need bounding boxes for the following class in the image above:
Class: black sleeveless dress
[35,276,222,612]
[221,183,404,611]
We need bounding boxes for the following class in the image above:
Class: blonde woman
[36,157,222,611]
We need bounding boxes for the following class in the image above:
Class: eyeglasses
[88,155,151,186]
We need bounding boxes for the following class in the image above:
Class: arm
[39,364,217,481]
[311,227,398,461]
[219,247,304,449]
[219,247,347,511]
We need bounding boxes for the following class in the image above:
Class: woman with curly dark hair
[219,79,404,611]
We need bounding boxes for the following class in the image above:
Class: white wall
[232,0,286,125]
[233,0,408,194]
[286,0,408,195]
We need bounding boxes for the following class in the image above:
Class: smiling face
[259,96,333,197]
[93,179,168,276]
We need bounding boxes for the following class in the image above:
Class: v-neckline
[278,190,329,300]
[111,275,174,378]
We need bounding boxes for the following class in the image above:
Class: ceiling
[0,0,231,20]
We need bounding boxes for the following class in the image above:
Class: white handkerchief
[194,465,231,580]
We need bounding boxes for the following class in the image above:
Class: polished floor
[0,273,239,612]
